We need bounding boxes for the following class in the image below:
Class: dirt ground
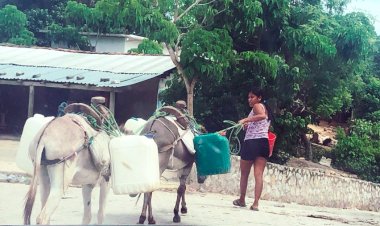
[308,121,338,138]
[0,182,379,226]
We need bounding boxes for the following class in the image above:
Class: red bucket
[268,132,276,157]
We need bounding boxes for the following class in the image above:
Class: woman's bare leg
[252,157,267,209]
[239,159,253,204]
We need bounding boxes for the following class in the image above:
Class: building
[0,45,175,135]
[48,32,169,54]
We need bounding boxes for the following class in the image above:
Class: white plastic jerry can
[16,114,54,175]
[109,135,160,195]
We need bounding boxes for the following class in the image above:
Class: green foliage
[311,143,332,162]
[145,15,179,44]
[8,29,36,45]
[314,83,352,118]
[284,26,337,61]
[0,4,35,45]
[0,0,68,10]
[273,57,303,109]
[65,0,127,33]
[158,73,187,106]
[128,39,163,54]
[285,4,340,62]
[335,12,376,61]
[324,0,351,15]
[238,0,263,34]
[269,149,291,165]
[332,121,380,183]
[47,23,90,50]
[181,28,234,81]
[65,1,90,28]
[352,75,380,120]
[240,51,278,80]
[274,112,311,154]
[25,8,53,33]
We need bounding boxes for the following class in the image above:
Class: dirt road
[0,182,379,226]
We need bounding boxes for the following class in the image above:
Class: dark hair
[248,88,264,99]
[248,88,274,122]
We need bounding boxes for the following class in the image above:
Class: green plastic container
[194,133,231,176]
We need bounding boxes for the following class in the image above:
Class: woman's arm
[239,103,267,124]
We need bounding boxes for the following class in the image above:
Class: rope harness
[149,117,190,168]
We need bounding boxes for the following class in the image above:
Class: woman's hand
[239,118,249,125]
[239,118,248,130]
[218,131,227,136]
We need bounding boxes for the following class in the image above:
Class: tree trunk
[301,133,312,161]
[165,43,197,116]
[187,91,193,116]
[186,78,197,116]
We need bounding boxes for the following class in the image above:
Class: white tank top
[244,104,270,140]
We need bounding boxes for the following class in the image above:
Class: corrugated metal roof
[0,46,175,88]
[0,64,161,87]
[0,46,175,74]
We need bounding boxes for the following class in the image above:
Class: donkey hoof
[138,216,146,224]
[181,207,188,214]
[173,215,181,223]
[148,217,156,224]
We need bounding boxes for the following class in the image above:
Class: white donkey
[23,113,111,225]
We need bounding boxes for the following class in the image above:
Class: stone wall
[191,156,380,211]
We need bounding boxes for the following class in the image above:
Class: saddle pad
[165,116,196,154]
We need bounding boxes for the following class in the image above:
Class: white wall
[190,156,380,211]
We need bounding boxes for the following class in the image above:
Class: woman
[233,88,271,211]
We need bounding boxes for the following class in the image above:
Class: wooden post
[28,86,35,118]
[109,91,115,114]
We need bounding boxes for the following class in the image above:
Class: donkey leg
[173,184,184,223]
[147,192,156,224]
[138,193,149,224]
[179,164,193,215]
[37,164,65,224]
[180,186,187,214]
[97,178,110,224]
[39,166,50,208]
[82,184,94,224]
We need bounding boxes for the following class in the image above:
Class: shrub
[311,143,331,163]
[270,149,291,165]
[331,120,380,183]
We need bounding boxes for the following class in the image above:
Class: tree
[64,0,235,116]
[160,0,376,162]
[0,5,35,45]
[13,0,376,164]
[128,39,163,54]
[0,0,68,10]
[351,37,380,121]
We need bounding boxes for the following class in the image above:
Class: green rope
[216,120,243,134]
[217,120,244,155]
[90,104,122,137]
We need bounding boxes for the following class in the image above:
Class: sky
[346,0,380,34]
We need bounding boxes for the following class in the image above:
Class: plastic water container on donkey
[16,114,55,175]
[194,133,231,176]
[109,135,161,195]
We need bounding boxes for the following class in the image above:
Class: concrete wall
[191,156,380,212]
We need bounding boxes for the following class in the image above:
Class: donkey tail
[23,138,44,225]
